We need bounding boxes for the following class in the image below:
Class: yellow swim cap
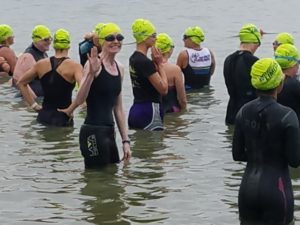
[275,32,294,45]
[239,23,261,44]
[155,33,174,53]
[132,18,156,43]
[0,24,13,42]
[53,29,70,50]
[274,43,299,69]
[184,26,205,45]
[97,23,122,45]
[251,58,284,91]
[32,25,51,43]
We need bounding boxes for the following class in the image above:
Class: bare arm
[174,65,187,109]
[16,63,40,111]
[1,48,17,73]
[176,50,188,69]
[113,65,131,161]
[209,49,216,76]
[149,47,168,95]
[13,53,36,81]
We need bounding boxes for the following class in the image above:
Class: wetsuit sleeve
[232,109,247,162]
[284,110,300,168]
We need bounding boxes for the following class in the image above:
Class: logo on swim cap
[184,26,205,45]
[132,18,156,43]
[274,43,299,69]
[251,58,284,91]
[155,33,174,53]
[239,23,261,44]
[53,29,70,50]
[0,24,13,43]
[32,25,51,43]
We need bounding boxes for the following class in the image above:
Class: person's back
[224,50,258,124]
[17,29,82,127]
[233,58,300,225]
[223,23,261,125]
[155,33,187,113]
[177,26,215,90]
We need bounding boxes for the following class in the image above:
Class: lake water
[1,0,300,224]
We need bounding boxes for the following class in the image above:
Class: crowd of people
[1,20,300,224]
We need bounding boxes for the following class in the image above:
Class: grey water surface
[0,0,300,224]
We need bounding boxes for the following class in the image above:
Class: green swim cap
[0,24,13,42]
[275,32,294,45]
[53,29,70,50]
[97,23,122,45]
[239,23,261,44]
[32,25,51,43]
[274,43,299,69]
[132,18,156,43]
[251,58,284,91]
[93,22,105,34]
[184,26,205,45]
[155,33,174,53]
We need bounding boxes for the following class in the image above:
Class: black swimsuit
[80,63,121,168]
[37,56,74,126]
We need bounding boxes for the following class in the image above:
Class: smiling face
[101,32,123,54]
[34,37,52,52]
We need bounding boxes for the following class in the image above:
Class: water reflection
[80,166,130,225]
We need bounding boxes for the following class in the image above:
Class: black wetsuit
[37,57,74,126]
[80,63,121,168]
[24,44,48,97]
[223,50,259,125]
[277,77,300,126]
[232,96,300,225]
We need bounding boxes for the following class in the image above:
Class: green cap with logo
[53,29,70,49]
[251,58,284,90]
[239,23,261,44]
[184,26,205,45]
[132,18,156,43]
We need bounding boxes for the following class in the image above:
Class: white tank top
[186,47,212,75]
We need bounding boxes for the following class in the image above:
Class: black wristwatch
[122,140,130,145]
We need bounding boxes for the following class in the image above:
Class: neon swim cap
[275,32,294,45]
[0,24,13,42]
[132,18,156,43]
[97,23,122,45]
[251,58,284,91]
[239,23,261,44]
[184,26,205,45]
[155,33,174,53]
[53,29,70,50]
[93,22,105,34]
[274,43,299,69]
[32,25,51,43]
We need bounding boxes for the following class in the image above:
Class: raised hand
[88,46,101,76]
[151,46,163,66]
